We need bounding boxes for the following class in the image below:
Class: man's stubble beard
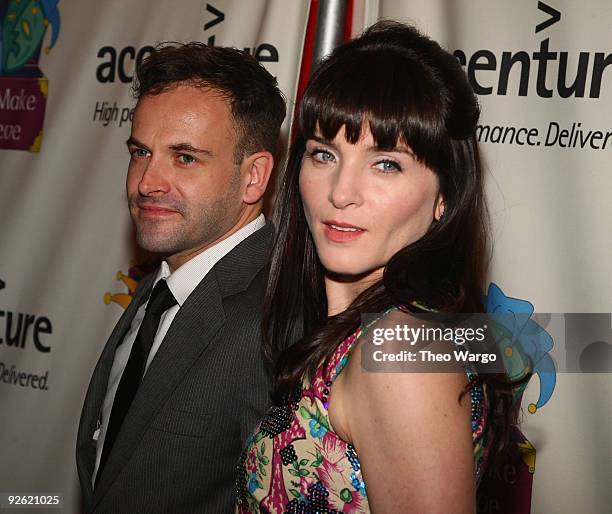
[130,176,242,258]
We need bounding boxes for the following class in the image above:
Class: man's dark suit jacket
[76,223,273,513]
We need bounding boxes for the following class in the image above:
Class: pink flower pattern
[236,308,488,513]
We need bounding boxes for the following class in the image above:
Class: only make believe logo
[0,0,60,151]
[104,261,157,310]
[485,282,556,415]
[478,282,557,514]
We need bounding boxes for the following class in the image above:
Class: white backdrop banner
[374,1,612,513]
[0,1,308,511]
[2,1,611,513]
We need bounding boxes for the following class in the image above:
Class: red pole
[291,0,354,142]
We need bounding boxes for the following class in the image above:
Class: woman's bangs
[299,49,448,168]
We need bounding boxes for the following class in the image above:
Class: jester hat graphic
[485,283,557,412]
[1,0,60,74]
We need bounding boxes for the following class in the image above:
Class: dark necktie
[97,279,176,483]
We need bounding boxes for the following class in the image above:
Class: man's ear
[240,151,274,205]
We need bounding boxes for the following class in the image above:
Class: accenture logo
[0,278,53,353]
[454,2,611,98]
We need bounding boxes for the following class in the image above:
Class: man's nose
[329,164,362,209]
[137,157,171,196]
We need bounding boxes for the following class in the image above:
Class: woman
[236,21,521,513]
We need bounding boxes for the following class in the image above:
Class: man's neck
[167,209,263,272]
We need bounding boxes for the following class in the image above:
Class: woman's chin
[323,264,383,283]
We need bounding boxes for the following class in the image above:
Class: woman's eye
[311,149,335,163]
[374,159,402,173]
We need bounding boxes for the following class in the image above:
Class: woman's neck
[324,268,383,316]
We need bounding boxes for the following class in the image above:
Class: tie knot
[146,279,177,317]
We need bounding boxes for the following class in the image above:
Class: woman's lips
[322,220,366,242]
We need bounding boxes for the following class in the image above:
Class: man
[76,43,286,513]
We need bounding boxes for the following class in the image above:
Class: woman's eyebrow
[367,144,415,157]
[309,135,335,146]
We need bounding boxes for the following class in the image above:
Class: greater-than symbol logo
[536,1,561,34]
[204,3,224,31]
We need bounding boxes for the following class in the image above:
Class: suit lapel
[92,271,226,506]
[92,222,273,508]
[77,273,155,504]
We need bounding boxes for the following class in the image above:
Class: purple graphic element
[478,428,535,514]
[0,0,61,151]
[0,76,47,151]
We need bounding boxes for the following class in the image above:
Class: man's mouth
[136,203,180,217]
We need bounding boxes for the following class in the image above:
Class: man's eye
[178,154,196,165]
[131,148,150,159]
[311,149,335,163]
[374,159,402,173]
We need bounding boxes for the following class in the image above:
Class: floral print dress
[235,308,488,513]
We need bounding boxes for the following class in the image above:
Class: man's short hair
[134,43,286,162]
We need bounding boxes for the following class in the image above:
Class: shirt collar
[151,214,266,306]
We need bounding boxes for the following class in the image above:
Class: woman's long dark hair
[264,20,525,479]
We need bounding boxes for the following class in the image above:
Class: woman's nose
[329,165,362,209]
